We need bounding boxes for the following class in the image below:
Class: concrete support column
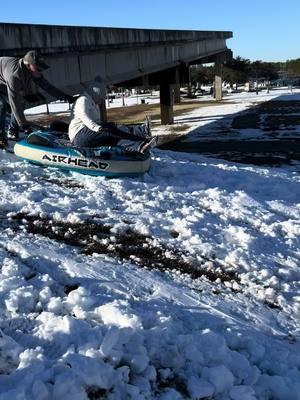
[173,84,181,104]
[173,67,181,104]
[160,82,174,124]
[214,59,223,101]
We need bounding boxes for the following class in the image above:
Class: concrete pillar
[173,84,181,104]
[173,67,181,104]
[160,82,174,124]
[214,59,223,101]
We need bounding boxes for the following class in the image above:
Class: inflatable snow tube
[14,131,151,177]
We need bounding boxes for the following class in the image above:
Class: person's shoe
[117,139,145,153]
[0,137,8,149]
[7,131,19,141]
[140,135,158,153]
[118,136,158,154]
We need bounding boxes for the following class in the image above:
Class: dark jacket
[0,57,68,126]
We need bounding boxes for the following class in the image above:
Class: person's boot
[118,136,158,154]
[140,135,158,153]
[0,136,8,149]
[135,116,152,139]
[117,139,144,153]
[7,130,19,141]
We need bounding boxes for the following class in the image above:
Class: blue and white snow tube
[14,131,151,177]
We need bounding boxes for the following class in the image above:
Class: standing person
[0,50,75,149]
[69,81,157,154]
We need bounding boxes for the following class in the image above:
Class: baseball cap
[23,50,49,71]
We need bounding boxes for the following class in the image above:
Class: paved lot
[161,97,300,166]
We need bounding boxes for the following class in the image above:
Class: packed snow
[1,88,300,399]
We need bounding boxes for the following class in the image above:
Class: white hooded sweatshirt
[68,92,103,143]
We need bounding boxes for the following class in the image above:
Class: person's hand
[22,124,34,135]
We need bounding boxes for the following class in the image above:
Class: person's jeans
[73,126,119,148]
[0,94,7,141]
[8,113,19,135]
[0,94,19,141]
[73,123,147,148]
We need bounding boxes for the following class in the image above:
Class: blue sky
[1,0,299,62]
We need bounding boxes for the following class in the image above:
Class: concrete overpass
[0,22,233,123]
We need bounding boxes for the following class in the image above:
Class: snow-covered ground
[24,93,160,116]
[1,89,300,400]
[25,86,300,142]
[26,87,289,115]
[161,87,300,142]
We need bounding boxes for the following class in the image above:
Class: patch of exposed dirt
[38,176,85,189]
[11,212,239,285]
[86,387,107,400]
[27,100,229,127]
[107,100,227,125]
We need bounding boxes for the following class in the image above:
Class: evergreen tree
[223,57,251,84]
[286,59,300,74]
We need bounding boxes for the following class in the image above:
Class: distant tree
[248,60,278,81]
[223,56,251,84]
[190,65,214,87]
[190,56,281,88]
[286,59,300,74]
[223,57,278,84]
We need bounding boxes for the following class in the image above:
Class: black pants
[0,94,19,140]
[0,94,7,140]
